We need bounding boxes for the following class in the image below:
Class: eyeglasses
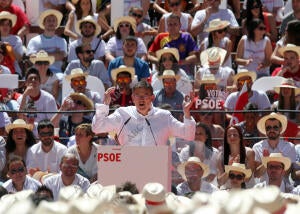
[216,28,227,34]
[72,79,87,86]
[10,167,25,175]
[161,57,173,62]
[35,61,50,66]
[117,77,131,84]
[265,125,280,131]
[170,1,180,7]
[258,26,266,31]
[267,164,283,170]
[251,4,261,9]
[238,79,252,85]
[119,23,131,28]
[83,50,95,54]
[39,131,54,137]
[132,12,143,18]
[229,173,245,180]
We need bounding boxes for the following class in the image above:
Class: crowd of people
[1,0,300,213]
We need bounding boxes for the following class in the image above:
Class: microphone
[115,117,131,145]
[145,118,157,145]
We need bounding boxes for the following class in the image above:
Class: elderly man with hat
[153,69,184,119]
[272,44,300,87]
[26,9,67,74]
[176,156,218,196]
[64,42,111,89]
[195,47,234,89]
[253,113,296,180]
[254,153,293,193]
[105,65,135,107]
[65,68,102,105]
[68,15,105,62]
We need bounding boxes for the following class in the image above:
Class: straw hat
[113,16,136,32]
[29,50,55,65]
[156,47,180,62]
[58,185,83,202]
[256,112,287,135]
[262,153,291,171]
[158,70,180,81]
[204,18,230,32]
[38,9,63,30]
[75,15,101,36]
[0,11,17,27]
[278,43,300,57]
[69,93,94,110]
[71,0,79,4]
[65,68,88,81]
[177,156,210,180]
[197,73,220,85]
[224,163,252,179]
[5,119,33,133]
[274,78,300,95]
[233,70,257,85]
[200,47,227,68]
[142,182,166,209]
[111,65,135,82]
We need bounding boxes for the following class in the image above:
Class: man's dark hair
[37,119,54,133]
[25,67,41,81]
[31,185,54,206]
[132,81,153,94]
[123,36,138,45]
[116,181,139,194]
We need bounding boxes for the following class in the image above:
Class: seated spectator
[17,67,58,123]
[152,47,192,96]
[67,124,97,182]
[29,50,60,103]
[26,119,67,174]
[43,153,90,200]
[222,163,252,190]
[105,16,147,63]
[26,9,67,74]
[68,15,105,62]
[64,43,111,89]
[31,185,54,206]
[97,0,114,41]
[65,68,102,104]
[51,93,93,145]
[2,156,41,193]
[106,65,134,107]
[0,11,23,76]
[176,156,218,195]
[0,42,12,74]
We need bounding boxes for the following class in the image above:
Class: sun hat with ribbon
[5,119,33,133]
[38,9,63,30]
[256,112,287,135]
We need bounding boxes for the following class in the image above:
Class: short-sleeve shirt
[176,180,218,196]
[2,175,41,193]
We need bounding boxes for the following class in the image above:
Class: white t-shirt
[2,175,41,193]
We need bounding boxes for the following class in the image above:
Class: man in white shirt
[43,153,90,200]
[26,119,67,174]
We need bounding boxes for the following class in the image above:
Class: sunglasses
[251,4,261,9]
[216,28,227,34]
[265,125,280,131]
[83,50,95,54]
[258,26,266,31]
[10,167,25,175]
[161,57,173,62]
[119,23,131,28]
[170,1,180,7]
[238,79,252,85]
[36,61,50,66]
[117,77,131,84]
[229,173,245,180]
[74,100,85,106]
[39,131,54,137]
[132,12,143,18]
[267,164,283,170]
[72,79,86,86]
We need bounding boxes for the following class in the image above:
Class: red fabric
[0,4,30,35]
[263,12,271,33]
[283,120,299,142]
[231,84,248,125]
[272,67,300,82]
[148,32,170,53]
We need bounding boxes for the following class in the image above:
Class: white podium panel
[97,146,171,192]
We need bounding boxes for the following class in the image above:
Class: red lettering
[98,153,121,162]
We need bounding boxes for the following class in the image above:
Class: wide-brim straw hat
[158,70,180,81]
[177,156,210,180]
[200,47,227,68]
[113,16,136,32]
[156,47,180,62]
[233,70,257,84]
[257,112,287,135]
[38,9,63,30]
[111,65,135,82]
[29,50,55,65]
[0,11,17,27]
[278,43,300,57]
[274,78,300,95]
[65,68,88,81]
[5,119,33,133]
[204,18,230,32]
[75,15,101,36]
[69,93,94,110]
[197,73,220,85]
[224,163,252,179]
[262,153,291,171]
